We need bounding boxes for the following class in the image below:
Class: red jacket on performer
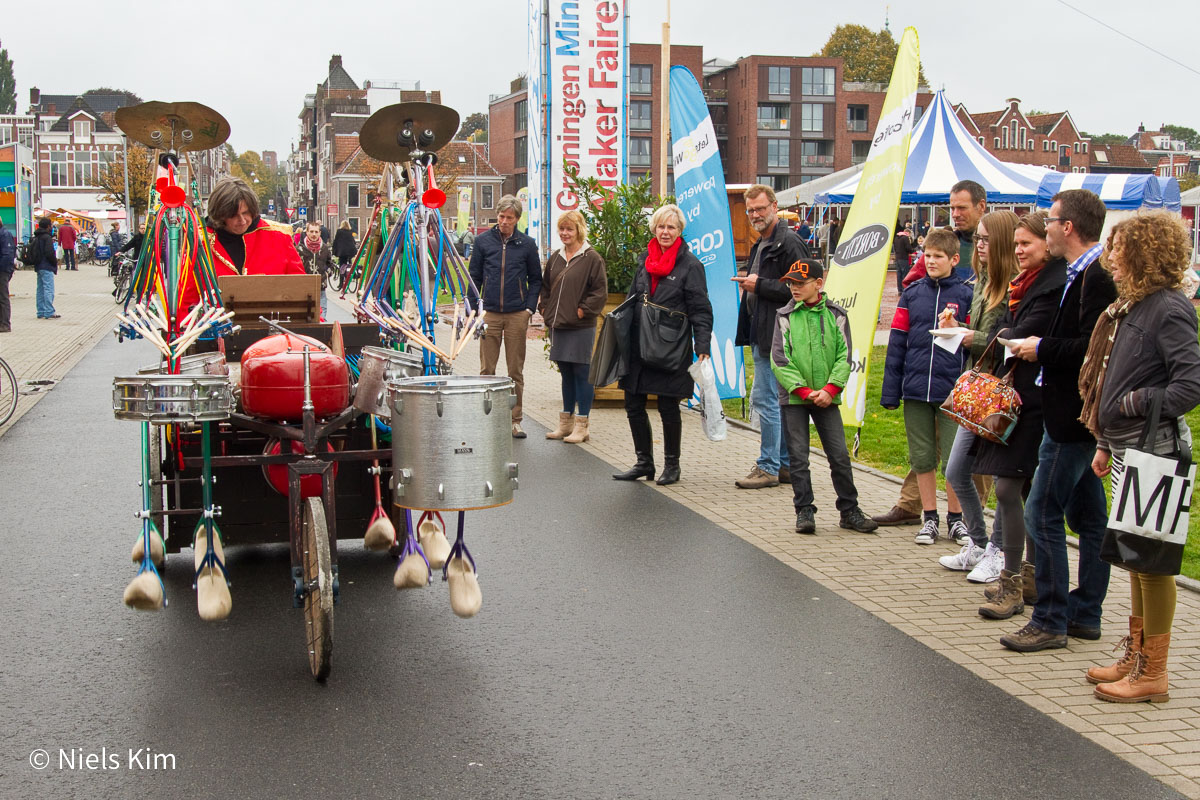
[182,219,305,308]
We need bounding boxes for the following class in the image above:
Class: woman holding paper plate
[1079,212,1200,704]
[971,212,1067,620]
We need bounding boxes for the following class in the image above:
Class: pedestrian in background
[612,203,713,486]
[538,210,607,444]
[296,221,332,320]
[1081,212,1200,703]
[33,217,59,319]
[58,220,77,270]
[332,220,356,269]
[0,219,15,332]
[469,194,542,439]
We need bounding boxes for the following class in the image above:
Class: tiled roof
[437,141,503,180]
[1027,113,1064,135]
[969,110,1004,129]
[324,63,359,91]
[47,98,114,133]
[334,136,360,172]
[1098,144,1151,169]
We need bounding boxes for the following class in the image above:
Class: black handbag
[1099,391,1194,576]
[637,296,692,371]
[589,293,637,386]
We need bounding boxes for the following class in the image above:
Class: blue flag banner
[668,65,745,400]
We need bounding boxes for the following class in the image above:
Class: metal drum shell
[389,375,518,511]
[137,351,229,377]
[113,375,233,424]
[353,346,424,419]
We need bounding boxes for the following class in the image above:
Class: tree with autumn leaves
[92,143,156,227]
[818,24,928,86]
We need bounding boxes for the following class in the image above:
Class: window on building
[914,106,923,125]
[846,105,868,133]
[1010,120,1018,146]
[19,128,33,149]
[630,171,650,184]
[801,67,835,96]
[98,150,115,176]
[348,217,360,235]
[630,101,652,131]
[994,137,1000,148]
[481,184,494,209]
[0,127,11,145]
[801,140,832,166]
[515,99,528,133]
[757,103,789,131]
[514,136,528,169]
[347,184,359,208]
[73,119,90,139]
[1020,128,1027,149]
[767,66,790,96]
[629,137,652,167]
[1043,140,1049,151]
[630,64,652,94]
[1083,142,1089,153]
[49,151,67,186]
[800,103,824,133]
[72,151,92,185]
[766,139,789,168]
[756,175,789,191]
[851,140,871,164]
[1073,142,1080,153]
[1002,128,1009,149]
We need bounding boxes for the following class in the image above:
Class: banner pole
[659,0,670,194]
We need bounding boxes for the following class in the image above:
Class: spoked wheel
[114,271,131,304]
[0,357,17,427]
[302,496,334,681]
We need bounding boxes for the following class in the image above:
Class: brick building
[1088,144,1152,174]
[955,98,1091,173]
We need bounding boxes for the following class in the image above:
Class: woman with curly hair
[1081,211,1200,703]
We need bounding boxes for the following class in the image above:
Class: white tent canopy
[776,164,863,208]
[815,90,1049,205]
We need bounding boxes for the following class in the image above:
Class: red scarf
[304,235,322,255]
[1007,263,1044,312]
[645,237,682,294]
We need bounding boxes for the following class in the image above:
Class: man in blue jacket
[469,195,543,438]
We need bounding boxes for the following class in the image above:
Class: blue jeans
[36,269,55,317]
[558,361,594,416]
[751,345,788,475]
[1025,430,1111,635]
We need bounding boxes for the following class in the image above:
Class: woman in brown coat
[538,210,608,443]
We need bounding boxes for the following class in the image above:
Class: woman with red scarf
[972,212,1067,620]
[612,204,713,486]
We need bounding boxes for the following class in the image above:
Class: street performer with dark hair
[180,177,304,308]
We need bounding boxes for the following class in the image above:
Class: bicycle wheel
[302,496,334,681]
[0,358,16,427]
[114,271,131,304]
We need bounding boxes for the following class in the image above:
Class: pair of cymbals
[115,102,231,152]
[359,102,460,163]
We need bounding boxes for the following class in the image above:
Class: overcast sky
[6,0,1197,158]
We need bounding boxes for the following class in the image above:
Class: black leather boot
[655,456,680,486]
[613,413,655,480]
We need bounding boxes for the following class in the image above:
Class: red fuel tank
[240,333,350,421]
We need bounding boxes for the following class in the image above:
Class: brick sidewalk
[0,265,123,435]
[432,313,1200,799]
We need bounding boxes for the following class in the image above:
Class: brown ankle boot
[1020,562,1037,605]
[546,411,574,440]
[978,570,1024,620]
[564,415,590,443]
[1094,632,1170,703]
[1086,616,1143,685]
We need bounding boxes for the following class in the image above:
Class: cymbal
[359,102,460,162]
[115,102,231,152]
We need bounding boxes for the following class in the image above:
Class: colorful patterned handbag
[939,339,1022,444]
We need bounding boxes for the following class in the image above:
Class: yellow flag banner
[457,187,471,234]
[823,26,920,431]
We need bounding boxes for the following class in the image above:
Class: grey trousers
[782,403,859,515]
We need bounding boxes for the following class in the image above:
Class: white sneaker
[966,543,1003,583]
[914,518,939,545]
[939,542,985,571]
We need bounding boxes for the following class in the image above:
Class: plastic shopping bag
[688,358,726,442]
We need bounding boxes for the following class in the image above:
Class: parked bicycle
[0,353,17,427]
[112,252,136,303]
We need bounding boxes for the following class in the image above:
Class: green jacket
[770,295,852,405]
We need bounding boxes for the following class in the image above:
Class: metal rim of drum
[113,375,233,423]
[387,375,516,418]
[353,346,425,418]
[137,352,229,376]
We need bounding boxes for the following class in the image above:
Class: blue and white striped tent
[1035,173,1182,212]
[816,90,1048,205]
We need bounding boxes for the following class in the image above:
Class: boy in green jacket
[771,260,878,535]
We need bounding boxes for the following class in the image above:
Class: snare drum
[113,374,233,424]
[137,352,229,377]
[353,346,424,419]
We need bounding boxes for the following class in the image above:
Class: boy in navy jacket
[881,228,974,545]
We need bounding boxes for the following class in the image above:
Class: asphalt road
[0,331,1182,800]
